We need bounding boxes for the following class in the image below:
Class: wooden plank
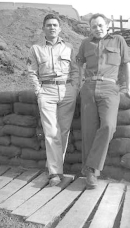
[89,183,125,228]
[0,169,40,204]
[56,180,107,228]
[0,172,49,210]
[26,177,86,226]
[0,165,10,175]
[0,167,23,189]
[12,174,74,217]
[120,185,130,228]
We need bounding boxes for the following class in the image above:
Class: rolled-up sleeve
[120,36,130,64]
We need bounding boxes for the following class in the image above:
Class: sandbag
[121,153,130,169]
[123,171,130,182]
[114,125,130,138]
[38,118,42,127]
[65,152,81,164]
[66,143,75,153]
[21,148,46,161]
[3,113,37,127]
[74,140,82,152]
[36,127,45,140]
[119,93,130,110]
[18,90,37,104]
[0,136,11,146]
[105,155,121,167]
[40,140,46,149]
[11,136,40,150]
[73,130,82,141]
[63,163,71,172]
[0,117,4,126]
[20,159,38,168]
[3,125,36,137]
[0,145,21,157]
[73,103,80,119]
[0,155,9,164]
[71,118,81,130]
[108,138,130,156]
[0,126,5,136]
[0,91,18,103]
[71,163,82,173]
[68,132,74,144]
[14,102,39,116]
[0,104,13,116]
[102,165,124,180]
[117,109,130,125]
[37,160,46,169]
[9,157,22,167]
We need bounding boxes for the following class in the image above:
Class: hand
[71,82,80,95]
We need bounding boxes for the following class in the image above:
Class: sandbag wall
[1,90,130,181]
[0,90,46,169]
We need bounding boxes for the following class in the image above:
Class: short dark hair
[89,13,110,25]
[43,13,61,27]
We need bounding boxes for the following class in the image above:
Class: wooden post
[120,15,123,30]
[111,15,114,32]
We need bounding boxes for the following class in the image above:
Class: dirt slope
[0,7,84,92]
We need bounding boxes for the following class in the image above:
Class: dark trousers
[80,80,120,172]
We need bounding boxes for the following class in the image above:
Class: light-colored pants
[37,83,77,175]
[80,80,120,173]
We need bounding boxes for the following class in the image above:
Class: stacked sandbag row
[0,90,46,169]
[102,92,130,181]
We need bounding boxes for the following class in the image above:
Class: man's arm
[123,62,130,97]
[76,58,85,90]
[27,46,41,95]
[76,39,86,90]
[69,48,80,88]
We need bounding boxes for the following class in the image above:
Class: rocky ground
[0,7,86,93]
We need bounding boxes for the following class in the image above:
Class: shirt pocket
[60,54,71,73]
[39,56,50,72]
[84,50,97,68]
[105,47,121,66]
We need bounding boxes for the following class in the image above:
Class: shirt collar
[42,36,64,46]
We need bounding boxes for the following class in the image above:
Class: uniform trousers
[37,82,77,175]
[80,80,120,173]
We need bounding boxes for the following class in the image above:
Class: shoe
[42,170,50,182]
[82,167,97,189]
[49,174,62,187]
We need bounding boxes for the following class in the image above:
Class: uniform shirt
[77,34,130,81]
[27,36,79,93]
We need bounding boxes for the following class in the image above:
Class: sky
[1,0,130,19]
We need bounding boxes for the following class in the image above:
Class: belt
[41,79,72,85]
[85,76,116,83]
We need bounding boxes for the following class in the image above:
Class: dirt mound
[0,7,84,92]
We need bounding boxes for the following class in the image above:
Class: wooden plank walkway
[0,165,129,228]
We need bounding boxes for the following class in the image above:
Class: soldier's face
[90,17,109,39]
[43,19,61,39]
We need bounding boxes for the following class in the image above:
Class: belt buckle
[54,80,64,85]
[97,76,104,81]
